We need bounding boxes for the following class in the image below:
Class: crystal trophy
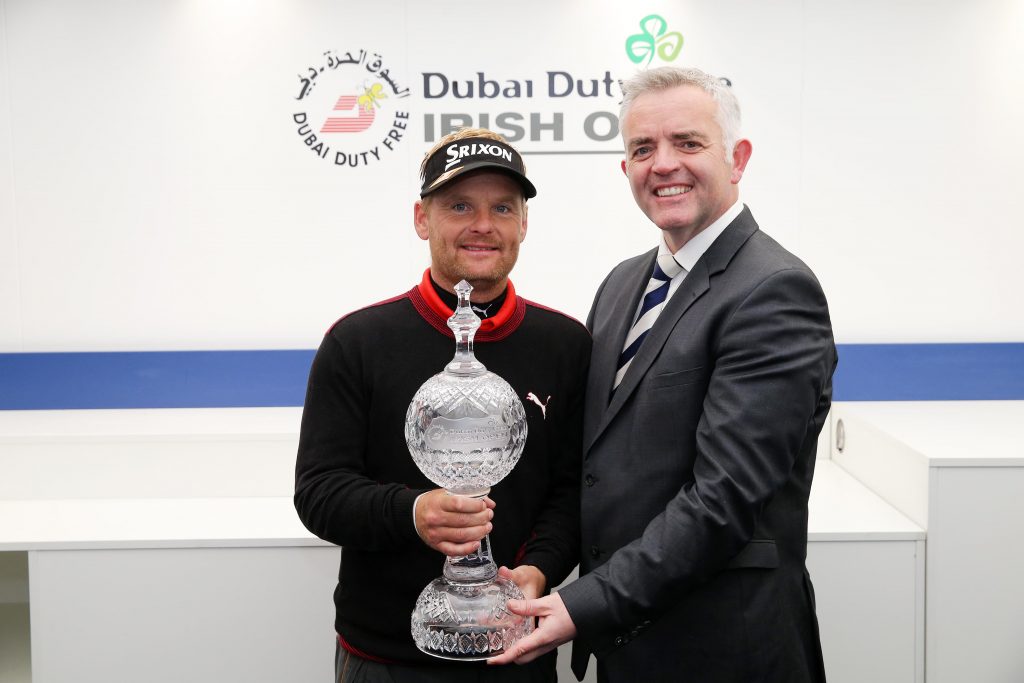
[405,280,532,660]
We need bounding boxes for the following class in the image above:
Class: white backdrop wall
[1,0,1022,353]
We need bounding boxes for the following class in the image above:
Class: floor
[0,552,31,683]
[0,603,31,683]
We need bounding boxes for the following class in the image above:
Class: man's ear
[413,200,429,240]
[730,140,753,184]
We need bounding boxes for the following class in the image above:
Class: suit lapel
[585,261,709,454]
[585,208,760,455]
[583,250,655,440]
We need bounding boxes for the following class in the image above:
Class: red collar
[410,269,525,341]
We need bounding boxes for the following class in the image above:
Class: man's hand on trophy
[487,593,577,666]
[414,489,495,556]
[497,565,546,601]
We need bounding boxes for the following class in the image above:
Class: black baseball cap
[420,137,537,199]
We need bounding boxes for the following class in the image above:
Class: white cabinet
[808,460,925,683]
[832,401,1024,683]
[0,409,342,683]
[28,544,338,683]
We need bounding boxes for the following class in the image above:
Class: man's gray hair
[619,66,742,160]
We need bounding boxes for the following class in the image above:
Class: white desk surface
[0,407,303,440]
[808,460,924,542]
[0,461,921,551]
[834,401,1024,467]
[0,497,331,551]
[0,407,922,550]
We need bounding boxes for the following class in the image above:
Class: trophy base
[411,575,533,660]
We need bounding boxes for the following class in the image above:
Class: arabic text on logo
[292,49,410,169]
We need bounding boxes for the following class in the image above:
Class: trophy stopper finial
[453,279,472,302]
[446,280,485,375]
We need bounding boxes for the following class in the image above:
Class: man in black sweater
[295,127,591,682]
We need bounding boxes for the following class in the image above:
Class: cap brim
[420,161,537,199]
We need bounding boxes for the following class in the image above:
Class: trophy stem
[443,533,498,583]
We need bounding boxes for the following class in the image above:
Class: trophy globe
[405,280,531,660]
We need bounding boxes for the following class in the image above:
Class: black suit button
[630,629,639,638]
[614,636,625,646]
[590,545,601,558]
[584,474,596,487]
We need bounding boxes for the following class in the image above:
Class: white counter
[0,496,329,551]
[0,407,925,683]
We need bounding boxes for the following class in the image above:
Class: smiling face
[414,170,527,301]
[621,84,751,252]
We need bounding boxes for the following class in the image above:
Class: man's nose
[469,210,495,232]
[650,145,680,174]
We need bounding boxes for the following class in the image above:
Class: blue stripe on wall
[0,350,315,410]
[832,343,1024,401]
[1,343,1022,410]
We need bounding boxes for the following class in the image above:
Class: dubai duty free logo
[292,48,410,168]
[626,14,683,65]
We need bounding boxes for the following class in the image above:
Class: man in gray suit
[489,66,836,682]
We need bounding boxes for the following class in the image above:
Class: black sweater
[294,270,591,664]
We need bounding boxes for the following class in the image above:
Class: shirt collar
[660,200,744,272]
[413,269,522,336]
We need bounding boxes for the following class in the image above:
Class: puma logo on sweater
[525,392,551,419]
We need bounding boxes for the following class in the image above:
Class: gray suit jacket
[560,208,836,682]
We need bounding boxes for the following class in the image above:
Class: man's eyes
[449,202,513,214]
[631,141,703,157]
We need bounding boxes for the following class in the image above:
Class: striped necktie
[614,253,685,389]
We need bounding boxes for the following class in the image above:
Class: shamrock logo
[626,14,683,66]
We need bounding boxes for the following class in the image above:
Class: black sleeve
[294,329,427,550]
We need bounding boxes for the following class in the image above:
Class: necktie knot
[656,253,684,280]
